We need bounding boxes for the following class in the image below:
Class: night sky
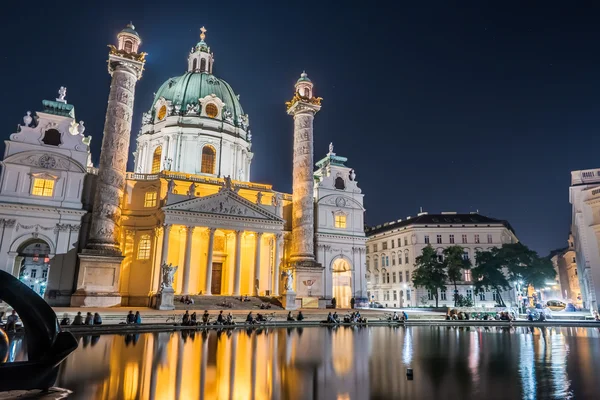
[2,1,600,256]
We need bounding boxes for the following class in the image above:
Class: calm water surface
[7,326,600,399]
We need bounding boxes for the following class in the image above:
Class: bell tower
[187,26,214,73]
[72,23,147,307]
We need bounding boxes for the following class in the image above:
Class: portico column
[253,232,263,296]
[161,224,172,266]
[233,230,243,296]
[204,228,216,295]
[273,233,282,296]
[181,226,195,295]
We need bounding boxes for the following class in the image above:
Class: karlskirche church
[0,24,367,309]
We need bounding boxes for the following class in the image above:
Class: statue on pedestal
[160,263,178,291]
[283,269,294,292]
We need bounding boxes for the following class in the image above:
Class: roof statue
[200,26,207,41]
[328,142,334,155]
[56,86,67,103]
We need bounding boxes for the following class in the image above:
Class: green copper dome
[151,72,245,127]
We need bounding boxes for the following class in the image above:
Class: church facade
[0,25,367,309]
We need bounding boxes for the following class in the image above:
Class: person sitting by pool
[287,312,295,322]
[202,310,210,325]
[594,311,600,321]
[84,312,94,325]
[126,311,135,324]
[134,311,142,324]
[216,311,225,325]
[246,312,255,324]
[5,310,18,332]
[226,312,235,325]
[296,311,304,321]
[325,312,335,323]
[60,313,71,326]
[72,311,84,326]
[256,313,267,322]
[392,312,400,321]
[190,312,197,326]
[402,311,408,321]
[332,312,340,323]
[182,310,190,326]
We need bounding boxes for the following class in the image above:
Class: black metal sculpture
[0,270,77,391]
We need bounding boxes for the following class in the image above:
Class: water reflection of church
[0,24,367,308]
[55,328,370,400]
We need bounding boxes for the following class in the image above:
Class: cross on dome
[200,26,207,41]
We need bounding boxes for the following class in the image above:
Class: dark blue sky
[2,1,600,255]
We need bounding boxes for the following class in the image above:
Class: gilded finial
[200,26,207,41]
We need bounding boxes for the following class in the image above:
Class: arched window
[124,40,133,53]
[151,146,162,174]
[201,145,216,174]
[334,177,345,190]
[200,58,206,72]
[42,129,61,146]
[137,235,152,260]
[192,58,198,71]
[304,87,310,97]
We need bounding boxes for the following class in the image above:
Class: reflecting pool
[7,326,600,399]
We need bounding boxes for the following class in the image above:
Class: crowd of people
[60,311,103,326]
[286,311,305,322]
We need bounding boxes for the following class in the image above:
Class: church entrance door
[332,258,352,309]
[211,263,223,295]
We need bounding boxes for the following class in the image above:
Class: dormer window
[205,103,218,118]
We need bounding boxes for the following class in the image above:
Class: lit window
[32,178,55,197]
[151,146,162,174]
[335,214,347,228]
[201,145,216,174]
[464,270,472,282]
[137,235,152,260]
[157,105,167,121]
[436,234,442,244]
[205,103,218,118]
[474,234,480,244]
[449,234,455,244]
[462,234,468,244]
[144,191,157,207]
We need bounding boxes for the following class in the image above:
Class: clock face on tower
[157,105,167,121]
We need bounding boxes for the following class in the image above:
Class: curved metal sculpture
[0,270,78,391]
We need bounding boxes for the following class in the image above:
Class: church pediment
[3,150,86,173]
[163,189,283,222]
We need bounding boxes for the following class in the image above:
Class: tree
[442,245,472,307]
[412,245,447,307]
[496,243,557,295]
[472,248,511,306]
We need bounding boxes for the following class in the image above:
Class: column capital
[255,232,264,239]
[207,227,217,235]
[163,223,173,232]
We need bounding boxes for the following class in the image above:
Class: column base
[281,291,298,310]
[289,260,324,297]
[71,252,124,307]
[155,288,175,310]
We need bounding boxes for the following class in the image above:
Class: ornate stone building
[550,235,582,307]
[365,212,518,308]
[0,25,367,308]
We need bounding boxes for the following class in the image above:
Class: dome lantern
[117,22,141,54]
[188,26,214,73]
[295,71,313,99]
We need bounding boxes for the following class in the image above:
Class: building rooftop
[366,212,515,236]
